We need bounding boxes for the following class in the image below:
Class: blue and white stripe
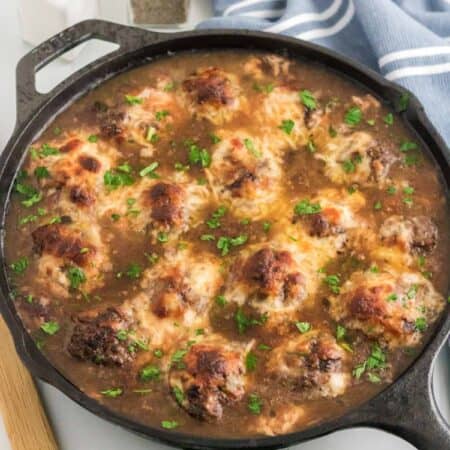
[199,0,450,146]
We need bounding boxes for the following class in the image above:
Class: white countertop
[0,1,448,449]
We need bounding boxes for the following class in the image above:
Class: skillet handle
[345,317,450,450]
[15,19,163,126]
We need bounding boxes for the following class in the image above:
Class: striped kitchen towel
[198,0,450,147]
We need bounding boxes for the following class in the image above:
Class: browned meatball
[150,272,191,319]
[266,331,349,399]
[69,185,95,206]
[368,145,397,182]
[380,215,438,254]
[67,308,135,366]
[146,182,185,228]
[78,155,101,173]
[183,67,235,106]
[169,341,245,420]
[243,248,303,299]
[31,223,94,267]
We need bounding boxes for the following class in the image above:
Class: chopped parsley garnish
[387,185,397,195]
[157,231,169,243]
[88,134,98,143]
[396,92,410,112]
[101,388,123,398]
[163,81,175,92]
[139,162,159,178]
[324,274,341,294]
[155,110,170,121]
[40,321,60,335]
[374,200,383,210]
[146,126,158,143]
[400,141,418,152]
[235,308,268,334]
[154,349,163,358]
[66,266,86,289]
[10,257,28,274]
[418,256,426,267]
[111,213,121,222]
[188,143,211,168]
[307,139,316,153]
[253,82,274,94]
[104,166,134,190]
[407,284,418,299]
[404,154,420,166]
[342,159,356,173]
[15,181,42,208]
[140,365,160,381]
[403,186,414,195]
[216,295,227,307]
[258,344,271,351]
[263,221,271,233]
[328,125,337,137]
[217,234,247,256]
[295,322,311,334]
[38,143,60,158]
[19,214,37,226]
[387,293,398,302]
[171,349,188,368]
[279,119,295,135]
[245,352,258,372]
[383,113,394,125]
[206,206,227,229]
[133,388,152,395]
[240,218,251,225]
[209,133,221,144]
[125,95,143,105]
[366,119,375,126]
[299,89,317,110]
[244,138,261,158]
[294,199,321,215]
[34,166,50,179]
[200,234,215,241]
[172,386,184,405]
[336,325,346,340]
[161,420,178,429]
[344,106,362,125]
[353,343,386,380]
[174,162,190,172]
[367,372,382,384]
[248,394,263,415]
[53,126,62,136]
[126,263,142,279]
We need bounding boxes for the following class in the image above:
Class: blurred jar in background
[128,0,191,27]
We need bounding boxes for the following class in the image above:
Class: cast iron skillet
[0,19,448,450]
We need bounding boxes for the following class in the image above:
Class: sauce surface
[5,50,449,438]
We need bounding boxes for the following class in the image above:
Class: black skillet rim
[0,24,449,449]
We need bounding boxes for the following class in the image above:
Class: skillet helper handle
[0,317,58,450]
[15,19,162,125]
[347,320,450,450]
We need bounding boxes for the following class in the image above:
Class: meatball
[182,68,242,124]
[223,246,306,314]
[68,307,135,366]
[169,340,245,420]
[32,223,93,266]
[329,269,444,348]
[380,215,438,254]
[146,182,185,229]
[266,331,350,399]
[243,248,305,300]
[183,67,235,106]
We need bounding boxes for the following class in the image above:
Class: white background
[0,1,448,449]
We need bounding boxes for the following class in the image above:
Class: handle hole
[35,39,120,94]
[432,345,450,424]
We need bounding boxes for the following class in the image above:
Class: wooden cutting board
[0,317,58,450]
